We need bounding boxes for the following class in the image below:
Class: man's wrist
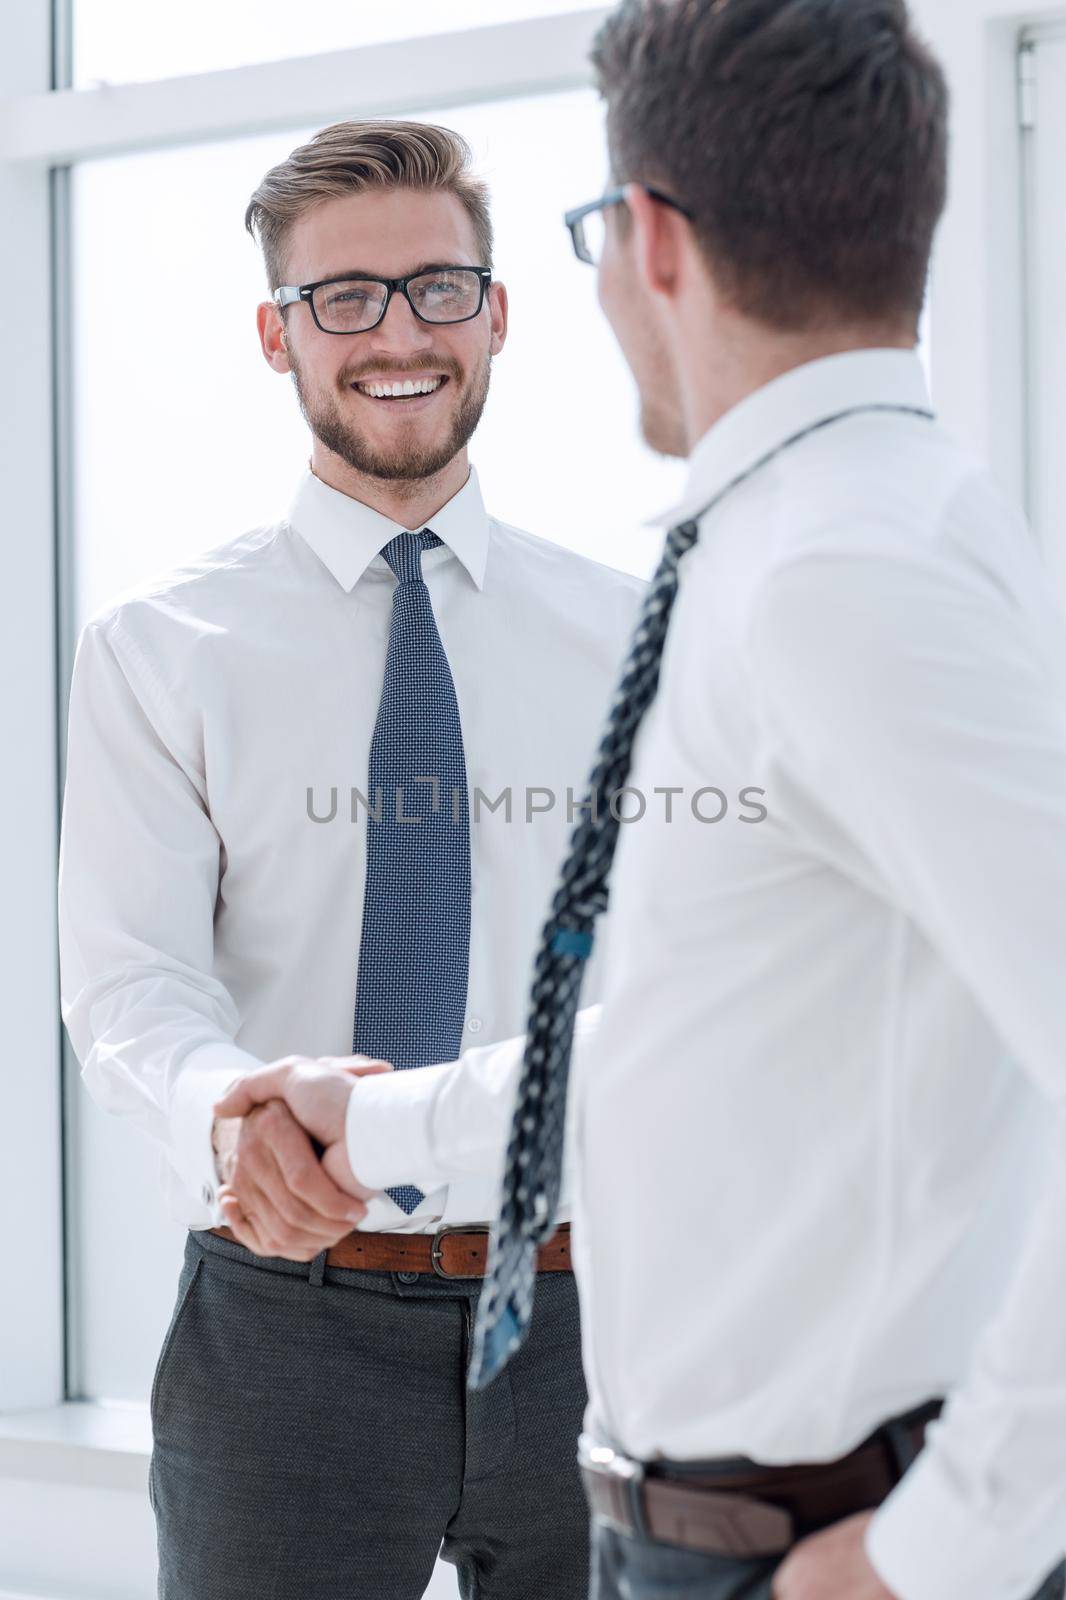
[210,1116,223,1184]
[169,1047,266,1214]
[211,1115,241,1185]
[344,1061,451,1190]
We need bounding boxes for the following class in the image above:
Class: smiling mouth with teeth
[352,375,449,402]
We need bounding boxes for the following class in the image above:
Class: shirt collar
[644,347,933,530]
[287,461,490,592]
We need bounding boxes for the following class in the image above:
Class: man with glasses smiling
[57,118,644,1599]
[271,261,497,455]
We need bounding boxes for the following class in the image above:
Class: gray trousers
[149,1225,589,1599]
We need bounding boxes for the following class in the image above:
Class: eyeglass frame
[563,185,695,265]
[273,264,494,334]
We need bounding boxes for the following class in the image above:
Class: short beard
[290,348,492,489]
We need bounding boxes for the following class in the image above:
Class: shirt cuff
[345,1062,453,1193]
[864,1437,1059,1600]
[168,1040,268,1221]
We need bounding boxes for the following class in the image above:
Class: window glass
[73,1,597,86]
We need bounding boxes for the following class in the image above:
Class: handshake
[210,1054,395,1262]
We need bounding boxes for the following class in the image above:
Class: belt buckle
[578,1433,645,1485]
[578,1433,646,1536]
[430,1223,491,1279]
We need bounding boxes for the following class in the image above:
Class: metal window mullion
[52,0,73,92]
[0,0,65,1412]
[52,156,81,1401]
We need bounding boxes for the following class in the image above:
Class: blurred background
[1,0,1063,1593]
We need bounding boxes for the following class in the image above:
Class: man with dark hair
[216,5,1066,1598]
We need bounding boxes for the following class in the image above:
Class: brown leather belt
[579,1397,943,1558]
[209,1221,571,1278]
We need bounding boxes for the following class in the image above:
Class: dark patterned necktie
[352,528,471,1214]
[468,401,935,1388]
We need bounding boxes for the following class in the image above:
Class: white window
[74,0,603,84]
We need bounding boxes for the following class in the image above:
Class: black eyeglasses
[273,265,493,334]
[564,185,695,266]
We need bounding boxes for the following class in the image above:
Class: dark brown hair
[244,118,493,291]
[590,0,948,330]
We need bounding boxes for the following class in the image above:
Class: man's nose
[367,288,436,352]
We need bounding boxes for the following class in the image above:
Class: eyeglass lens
[575,209,607,265]
[311,268,483,331]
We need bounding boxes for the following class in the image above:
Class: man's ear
[488,278,508,356]
[622,181,683,303]
[257,301,291,373]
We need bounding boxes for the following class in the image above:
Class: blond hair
[245,118,494,291]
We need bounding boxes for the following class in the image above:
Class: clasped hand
[209,1054,393,1261]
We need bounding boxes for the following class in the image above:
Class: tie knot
[381,528,443,584]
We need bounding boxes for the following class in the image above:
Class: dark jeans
[149,1225,589,1599]
[590,1523,1066,1600]
[588,1428,1066,1600]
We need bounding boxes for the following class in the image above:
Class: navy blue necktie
[352,529,471,1214]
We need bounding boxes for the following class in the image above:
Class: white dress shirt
[58,462,644,1235]
[342,350,1066,1600]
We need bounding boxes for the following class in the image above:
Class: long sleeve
[747,532,1066,1600]
[345,1003,603,1200]
[58,617,266,1221]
